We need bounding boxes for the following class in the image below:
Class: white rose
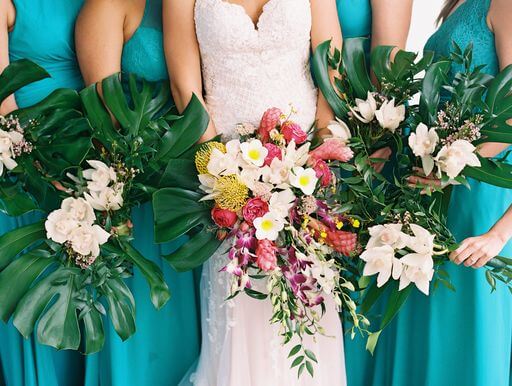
[408,123,439,176]
[83,160,117,192]
[0,130,13,154]
[352,92,378,123]
[326,119,352,143]
[435,140,481,180]
[367,224,409,250]
[360,245,403,287]
[375,98,406,133]
[69,224,111,258]
[84,184,124,211]
[45,209,80,244]
[61,197,96,225]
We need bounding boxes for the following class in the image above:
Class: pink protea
[263,143,282,166]
[310,159,332,187]
[259,108,283,143]
[281,121,308,145]
[256,239,278,272]
[309,138,354,162]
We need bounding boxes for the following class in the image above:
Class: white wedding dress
[180,1,347,385]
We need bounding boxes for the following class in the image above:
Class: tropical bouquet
[0,60,209,353]
[312,38,512,350]
[154,107,370,375]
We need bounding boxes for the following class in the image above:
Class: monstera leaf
[0,60,49,103]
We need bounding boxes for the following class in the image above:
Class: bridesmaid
[0,1,85,385]
[352,1,512,386]
[75,1,201,385]
[333,3,413,384]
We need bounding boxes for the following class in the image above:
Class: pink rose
[263,143,283,166]
[211,207,238,228]
[281,121,308,145]
[311,159,332,187]
[309,138,354,162]
[242,198,269,226]
[259,108,283,143]
[256,239,278,272]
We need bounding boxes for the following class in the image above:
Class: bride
[164,0,344,384]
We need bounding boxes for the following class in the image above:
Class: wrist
[488,227,512,245]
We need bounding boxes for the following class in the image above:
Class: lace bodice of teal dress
[8,0,84,107]
[425,0,499,81]
[121,0,168,82]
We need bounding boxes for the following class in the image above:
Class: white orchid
[361,245,403,287]
[198,174,216,195]
[60,197,96,225]
[352,92,378,123]
[435,140,481,179]
[239,166,262,189]
[45,209,80,244]
[367,224,409,250]
[289,167,318,195]
[207,140,241,176]
[399,264,434,296]
[283,140,310,168]
[261,158,290,187]
[406,224,435,256]
[83,160,117,192]
[240,139,268,167]
[253,212,285,241]
[84,184,124,211]
[308,259,338,294]
[326,119,352,143]
[409,123,439,176]
[69,224,111,258]
[375,98,406,133]
[268,189,296,220]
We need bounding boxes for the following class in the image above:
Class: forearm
[489,205,512,244]
[478,142,510,158]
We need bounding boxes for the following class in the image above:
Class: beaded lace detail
[194,0,318,140]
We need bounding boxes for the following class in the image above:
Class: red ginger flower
[259,108,283,143]
[309,138,354,163]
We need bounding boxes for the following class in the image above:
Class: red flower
[309,138,354,162]
[211,207,238,228]
[310,159,332,187]
[308,218,358,256]
[256,239,278,272]
[259,108,282,142]
[242,198,269,226]
[263,143,283,166]
[281,121,308,145]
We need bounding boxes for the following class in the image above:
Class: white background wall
[406,0,445,54]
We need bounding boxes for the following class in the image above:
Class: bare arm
[163,0,215,142]
[0,0,17,115]
[75,0,131,87]
[370,0,412,52]
[478,0,512,158]
[310,0,342,131]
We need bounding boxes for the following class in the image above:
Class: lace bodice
[194,0,318,139]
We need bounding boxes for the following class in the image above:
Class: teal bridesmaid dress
[1,1,85,386]
[336,0,372,39]
[84,2,201,386]
[344,1,512,386]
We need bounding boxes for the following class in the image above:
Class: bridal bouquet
[155,108,368,375]
[0,61,208,353]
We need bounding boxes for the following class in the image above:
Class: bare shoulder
[0,0,16,30]
[488,0,512,32]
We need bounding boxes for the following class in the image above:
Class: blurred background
[407,0,445,54]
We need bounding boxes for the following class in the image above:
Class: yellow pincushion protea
[214,175,249,212]
[195,141,226,174]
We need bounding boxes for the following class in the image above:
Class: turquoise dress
[84,2,201,386]
[344,1,512,386]
[336,0,372,39]
[0,1,85,386]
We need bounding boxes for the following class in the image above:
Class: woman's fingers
[464,250,484,267]
[450,239,473,264]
